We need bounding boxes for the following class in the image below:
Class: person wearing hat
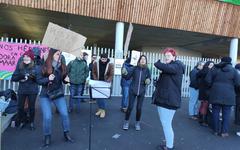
[92,53,114,118]
[234,63,240,136]
[206,56,240,137]
[11,50,39,130]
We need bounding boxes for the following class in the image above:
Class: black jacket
[36,66,67,97]
[11,64,38,95]
[197,68,211,101]
[153,60,185,110]
[206,62,240,106]
[189,67,200,89]
[124,65,151,96]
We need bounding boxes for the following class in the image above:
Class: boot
[123,120,129,130]
[43,135,51,148]
[95,109,102,116]
[100,109,106,118]
[30,122,35,131]
[64,131,74,143]
[135,121,141,131]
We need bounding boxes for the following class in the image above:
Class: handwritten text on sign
[0,41,49,72]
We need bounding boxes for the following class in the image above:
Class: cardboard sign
[130,50,141,66]
[42,22,87,52]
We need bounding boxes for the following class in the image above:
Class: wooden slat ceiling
[0,0,240,38]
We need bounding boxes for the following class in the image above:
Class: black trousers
[18,94,37,123]
[125,91,145,121]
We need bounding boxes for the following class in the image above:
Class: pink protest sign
[0,41,49,72]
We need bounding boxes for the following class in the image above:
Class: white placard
[42,22,87,53]
[114,59,125,75]
[130,50,141,66]
[89,80,111,99]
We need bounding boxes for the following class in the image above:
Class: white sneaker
[123,121,129,130]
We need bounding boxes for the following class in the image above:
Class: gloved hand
[122,67,128,75]
[145,78,151,85]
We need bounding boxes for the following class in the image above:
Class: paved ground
[2,97,240,150]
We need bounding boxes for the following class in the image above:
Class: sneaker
[123,120,129,130]
[121,108,127,113]
[221,133,229,138]
[135,121,141,131]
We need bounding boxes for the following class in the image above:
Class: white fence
[0,37,220,97]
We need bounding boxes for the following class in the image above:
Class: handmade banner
[0,41,49,80]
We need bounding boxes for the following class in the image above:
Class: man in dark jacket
[189,61,204,120]
[206,57,240,137]
[67,52,89,113]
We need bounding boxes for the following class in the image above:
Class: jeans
[18,94,37,123]
[212,104,232,134]
[97,99,106,109]
[40,96,70,135]
[125,91,145,121]
[189,87,199,116]
[121,86,129,109]
[69,84,83,110]
[158,106,176,149]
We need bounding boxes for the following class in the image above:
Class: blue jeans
[121,86,129,109]
[40,96,70,135]
[97,99,106,109]
[158,107,176,149]
[212,104,232,134]
[69,84,83,110]
[189,87,199,116]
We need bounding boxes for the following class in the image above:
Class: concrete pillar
[114,22,124,59]
[229,38,238,66]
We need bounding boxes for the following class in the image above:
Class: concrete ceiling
[0,4,238,58]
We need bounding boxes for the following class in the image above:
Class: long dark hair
[137,55,148,67]
[42,48,67,78]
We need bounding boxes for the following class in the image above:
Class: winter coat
[189,67,200,89]
[197,68,211,101]
[123,65,151,96]
[121,62,133,87]
[11,64,38,95]
[67,58,89,84]
[153,60,185,110]
[36,66,67,97]
[92,59,114,82]
[206,62,240,106]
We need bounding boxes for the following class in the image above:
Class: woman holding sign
[122,55,151,131]
[36,48,73,148]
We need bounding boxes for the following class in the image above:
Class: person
[188,61,204,120]
[122,55,151,131]
[92,53,114,118]
[89,54,97,80]
[36,48,73,147]
[206,57,240,137]
[11,50,38,130]
[234,63,240,136]
[153,48,185,150]
[120,57,133,113]
[67,52,89,112]
[197,61,214,126]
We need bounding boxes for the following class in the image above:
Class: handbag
[47,88,64,100]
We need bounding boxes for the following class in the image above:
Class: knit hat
[23,50,34,60]
[221,57,232,63]
[100,53,108,58]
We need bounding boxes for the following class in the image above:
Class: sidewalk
[2,97,240,150]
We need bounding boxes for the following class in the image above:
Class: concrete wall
[141,47,202,57]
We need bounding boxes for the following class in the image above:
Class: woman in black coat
[11,50,38,130]
[206,57,240,137]
[153,48,185,150]
[122,55,151,131]
[234,64,240,136]
[197,61,214,126]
